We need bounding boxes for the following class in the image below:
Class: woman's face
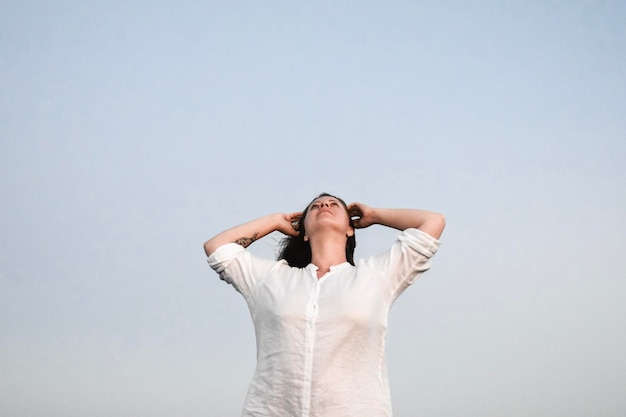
[302,195,353,237]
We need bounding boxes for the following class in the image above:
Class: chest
[250,266,388,328]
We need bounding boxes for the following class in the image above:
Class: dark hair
[277,193,356,267]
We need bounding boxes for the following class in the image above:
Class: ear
[346,227,354,237]
[304,235,309,242]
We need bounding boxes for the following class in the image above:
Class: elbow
[203,239,215,257]
[420,212,446,240]
[433,213,446,239]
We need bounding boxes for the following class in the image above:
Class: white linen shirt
[207,228,440,417]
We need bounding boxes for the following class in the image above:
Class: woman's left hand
[348,202,377,229]
[349,204,446,238]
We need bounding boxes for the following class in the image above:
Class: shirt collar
[306,262,352,271]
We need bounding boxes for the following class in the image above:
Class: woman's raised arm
[203,212,302,256]
[348,203,446,239]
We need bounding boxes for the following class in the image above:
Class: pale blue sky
[1,1,625,416]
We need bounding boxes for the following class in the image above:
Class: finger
[287,212,302,222]
[289,212,303,231]
[352,220,365,229]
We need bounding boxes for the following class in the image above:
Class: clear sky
[1,1,625,416]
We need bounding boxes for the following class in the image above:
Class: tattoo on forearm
[234,233,258,248]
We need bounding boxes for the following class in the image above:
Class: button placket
[301,269,321,416]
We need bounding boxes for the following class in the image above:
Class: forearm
[371,208,446,239]
[203,213,282,256]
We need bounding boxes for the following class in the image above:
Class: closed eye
[310,199,340,210]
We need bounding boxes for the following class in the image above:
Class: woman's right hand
[275,212,303,237]
[204,211,301,256]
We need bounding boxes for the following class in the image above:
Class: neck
[309,234,348,278]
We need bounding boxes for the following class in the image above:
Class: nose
[321,200,330,207]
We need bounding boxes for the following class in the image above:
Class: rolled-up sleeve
[207,243,276,301]
[397,228,440,259]
[364,228,441,302]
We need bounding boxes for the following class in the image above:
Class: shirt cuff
[399,228,441,258]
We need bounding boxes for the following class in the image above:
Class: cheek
[301,212,312,232]
[303,217,314,232]
[339,211,351,226]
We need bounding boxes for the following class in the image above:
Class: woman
[204,193,445,417]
